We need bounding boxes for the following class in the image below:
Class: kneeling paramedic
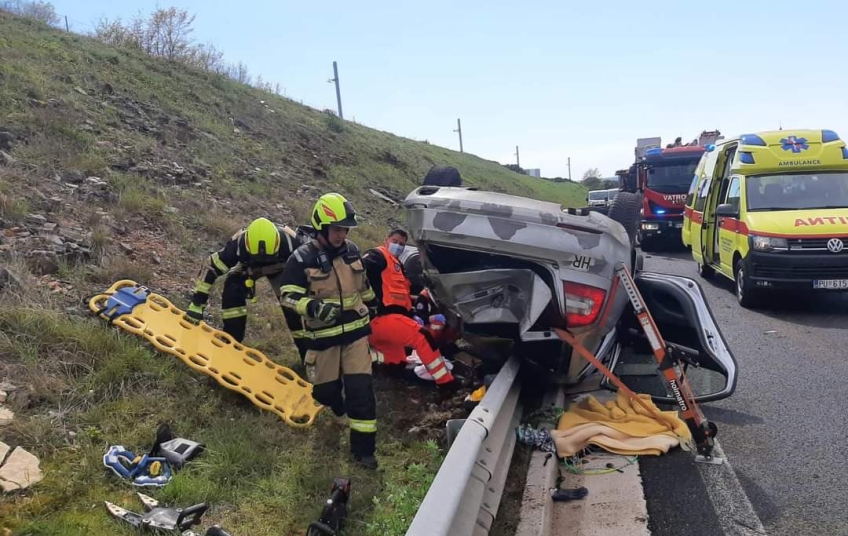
[186,217,308,360]
[362,229,456,386]
[279,193,381,469]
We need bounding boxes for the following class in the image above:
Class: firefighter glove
[308,300,341,323]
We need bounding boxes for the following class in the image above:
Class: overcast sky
[55,0,848,178]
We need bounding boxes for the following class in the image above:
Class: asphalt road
[640,246,848,536]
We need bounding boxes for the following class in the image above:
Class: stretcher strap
[89,279,323,428]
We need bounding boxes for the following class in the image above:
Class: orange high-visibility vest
[378,246,412,310]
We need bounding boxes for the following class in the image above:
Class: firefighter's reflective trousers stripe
[304,336,376,458]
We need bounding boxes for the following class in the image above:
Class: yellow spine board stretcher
[88,280,323,428]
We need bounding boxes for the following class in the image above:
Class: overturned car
[401,181,737,405]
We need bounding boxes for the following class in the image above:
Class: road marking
[513,360,766,536]
[698,440,768,536]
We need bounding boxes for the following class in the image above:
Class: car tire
[640,235,654,252]
[734,258,760,308]
[608,191,642,273]
[697,262,715,279]
[423,165,463,187]
[607,191,641,247]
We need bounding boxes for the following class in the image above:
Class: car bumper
[640,219,683,241]
[748,251,848,290]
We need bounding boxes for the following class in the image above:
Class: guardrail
[406,355,523,536]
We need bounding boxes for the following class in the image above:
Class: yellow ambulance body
[682,129,848,307]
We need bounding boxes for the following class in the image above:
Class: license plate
[813,279,848,289]
[674,223,684,229]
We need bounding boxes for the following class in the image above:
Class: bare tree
[93,17,142,50]
[144,7,195,60]
[85,5,282,91]
[188,42,225,72]
[228,61,251,85]
[1,0,60,26]
[581,167,602,181]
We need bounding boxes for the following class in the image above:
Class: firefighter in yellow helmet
[279,193,381,469]
[186,217,308,359]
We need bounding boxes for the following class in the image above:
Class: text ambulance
[682,129,848,307]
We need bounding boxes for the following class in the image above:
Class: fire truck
[617,131,722,251]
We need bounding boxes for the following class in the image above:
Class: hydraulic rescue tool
[555,261,721,464]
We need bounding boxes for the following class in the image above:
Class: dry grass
[0,191,29,223]
[87,255,154,286]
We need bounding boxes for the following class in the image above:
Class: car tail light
[563,282,606,327]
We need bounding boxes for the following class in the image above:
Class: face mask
[388,242,405,257]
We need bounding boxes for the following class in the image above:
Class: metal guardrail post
[406,356,522,536]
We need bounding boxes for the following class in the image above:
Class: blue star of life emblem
[780,136,809,153]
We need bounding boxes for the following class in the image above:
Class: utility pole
[328,61,343,119]
[515,145,520,168]
[64,15,69,32]
[567,157,572,181]
[454,118,464,153]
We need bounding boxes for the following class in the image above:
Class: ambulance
[682,129,848,307]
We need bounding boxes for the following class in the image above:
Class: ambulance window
[717,177,731,205]
[685,175,698,207]
[726,177,741,212]
[694,177,711,211]
[720,147,737,179]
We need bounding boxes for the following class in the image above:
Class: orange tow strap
[553,327,674,431]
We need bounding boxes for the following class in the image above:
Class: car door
[690,148,719,264]
[718,176,742,273]
[682,174,699,247]
[702,145,736,267]
[691,176,710,264]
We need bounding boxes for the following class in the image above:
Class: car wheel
[607,191,642,272]
[734,258,760,308]
[607,191,641,247]
[697,262,715,279]
[423,165,463,187]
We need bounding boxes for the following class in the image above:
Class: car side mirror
[715,203,738,218]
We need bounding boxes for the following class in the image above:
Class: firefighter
[185,217,308,360]
[362,229,456,386]
[279,193,381,469]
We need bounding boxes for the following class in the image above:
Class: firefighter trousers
[304,336,376,458]
[221,271,307,359]
[368,313,454,384]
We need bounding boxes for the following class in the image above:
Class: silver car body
[402,186,635,381]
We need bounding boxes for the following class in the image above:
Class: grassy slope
[0,12,584,535]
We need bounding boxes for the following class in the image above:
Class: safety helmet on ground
[310,193,358,230]
[244,217,281,257]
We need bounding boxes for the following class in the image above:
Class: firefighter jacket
[191,226,300,307]
[279,240,379,351]
[362,246,414,317]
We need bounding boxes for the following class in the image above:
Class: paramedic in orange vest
[362,229,456,386]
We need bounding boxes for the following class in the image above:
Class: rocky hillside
[0,11,584,298]
[0,11,581,535]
